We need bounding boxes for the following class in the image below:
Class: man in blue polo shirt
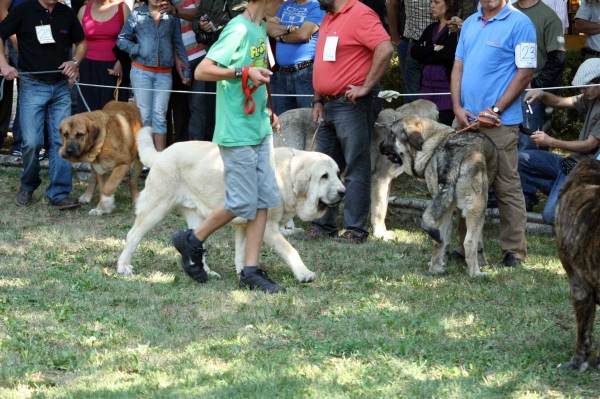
[451,0,536,267]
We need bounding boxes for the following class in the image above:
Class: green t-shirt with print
[513,0,566,78]
[206,15,272,146]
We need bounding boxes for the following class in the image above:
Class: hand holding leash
[478,108,502,128]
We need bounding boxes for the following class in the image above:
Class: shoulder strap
[118,1,125,25]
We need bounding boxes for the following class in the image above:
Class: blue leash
[0,69,91,112]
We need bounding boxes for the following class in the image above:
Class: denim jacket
[117,4,190,72]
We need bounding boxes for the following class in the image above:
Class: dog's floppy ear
[402,118,425,151]
[290,156,311,196]
[89,125,101,141]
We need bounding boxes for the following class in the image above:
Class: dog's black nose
[65,147,75,156]
[338,189,346,198]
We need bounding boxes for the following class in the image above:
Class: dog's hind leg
[128,158,143,205]
[234,225,247,276]
[428,206,454,275]
[463,209,487,277]
[79,169,97,204]
[180,207,220,279]
[559,275,596,372]
[262,221,316,282]
[117,196,174,276]
[371,176,394,241]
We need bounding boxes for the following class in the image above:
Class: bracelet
[235,67,243,78]
[278,34,285,43]
[71,59,80,68]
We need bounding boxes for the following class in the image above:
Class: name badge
[323,36,338,62]
[35,24,55,44]
[515,42,536,68]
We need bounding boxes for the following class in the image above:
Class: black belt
[279,60,314,73]
[322,93,346,102]
[401,36,416,43]
[581,47,600,57]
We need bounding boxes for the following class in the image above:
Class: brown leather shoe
[50,197,81,210]
[301,226,335,240]
[16,188,33,207]
[331,230,367,244]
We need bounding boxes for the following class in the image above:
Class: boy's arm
[524,89,575,109]
[195,57,272,87]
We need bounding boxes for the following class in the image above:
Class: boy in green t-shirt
[171,0,286,294]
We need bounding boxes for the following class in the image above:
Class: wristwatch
[311,99,324,107]
[71,59,80,68]
[491,105,502,115]
[235,68,243,78]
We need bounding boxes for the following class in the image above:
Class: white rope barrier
[73,81,600,98]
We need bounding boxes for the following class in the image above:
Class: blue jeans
[518,94,546,204]
[270,64,314,116]
[399,42,421,104]
[188,57,216,141]
[130,66,172,134]
[19,76,72,203]
[312,95,373,237]
[518,150,566,225]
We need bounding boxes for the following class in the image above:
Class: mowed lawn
[0,167,598,398]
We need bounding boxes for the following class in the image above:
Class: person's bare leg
[194,205,236,242]
[153,133,167,152]
[244,208,267,266]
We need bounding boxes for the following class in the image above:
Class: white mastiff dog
[117,127,346,282]
[274,100,439,240]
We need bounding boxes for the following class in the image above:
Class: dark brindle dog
[556,159,600,372]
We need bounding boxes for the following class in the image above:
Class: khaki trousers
[452,122,528,260]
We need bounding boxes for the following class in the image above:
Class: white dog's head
[289,151,346,221]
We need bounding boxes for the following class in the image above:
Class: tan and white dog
[117,127,346,282]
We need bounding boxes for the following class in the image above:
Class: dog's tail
[137,126,158,168]
[421,163,458,244]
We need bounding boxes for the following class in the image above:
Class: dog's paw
[428,261,446,274]
[79,193,93,204]
[373,229,394,241]
[470,270,488,278]
[296,270,316,283]
[100,195,116,213]
[558,360,589,373]
[89,208,108,216]
[205,268,222,279]
[117,263,133,276]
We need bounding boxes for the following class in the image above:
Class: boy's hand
[248,67,272,87]
[271,111,280,132]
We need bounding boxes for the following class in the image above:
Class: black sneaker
[239,268,286,294]
[500,252,522,267]
[15,188,33,207]
[171,229,208,283]
[331,230,367,244]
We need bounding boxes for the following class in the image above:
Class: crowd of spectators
[0,0,598,255]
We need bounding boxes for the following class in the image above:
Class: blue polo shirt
[455,3,536,125]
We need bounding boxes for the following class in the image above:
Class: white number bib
[515,42,536,68]
[323,36,338,62]
[35,24,55,44]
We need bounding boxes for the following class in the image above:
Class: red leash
[241,66,275,124]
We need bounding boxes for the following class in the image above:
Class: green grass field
[0,168,598,398]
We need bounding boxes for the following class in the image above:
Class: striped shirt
[173,0,206,61]
[542,0,568,32]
